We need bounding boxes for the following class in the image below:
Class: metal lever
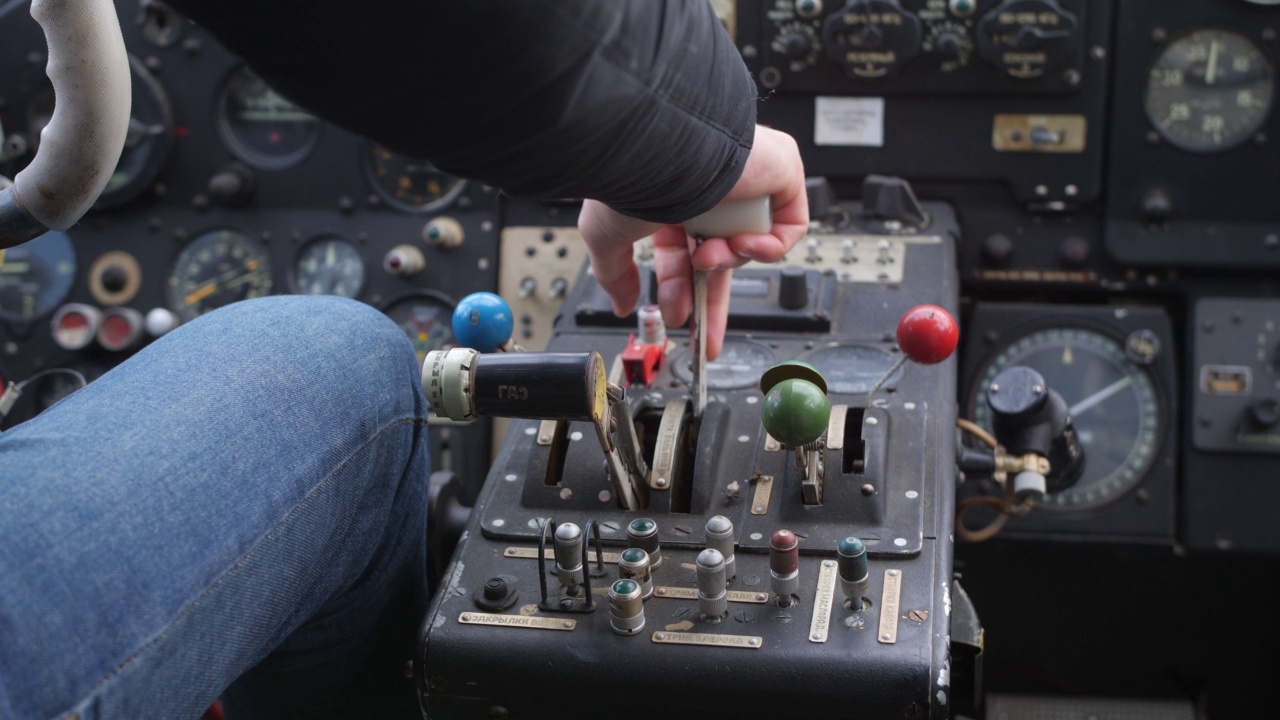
[682,196,772,417]
[422,348,648,510]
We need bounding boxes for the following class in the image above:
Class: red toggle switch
[621,333,666,387]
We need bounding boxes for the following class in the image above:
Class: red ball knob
[896,305,958,365]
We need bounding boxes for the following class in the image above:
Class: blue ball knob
[453,292,513,352]
[761,377,830,447]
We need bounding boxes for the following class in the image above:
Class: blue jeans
[0,296,431,720]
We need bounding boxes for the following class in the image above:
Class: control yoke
[0,0,132,249]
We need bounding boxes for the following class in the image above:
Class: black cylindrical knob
[471,352,606,421]
[1141,190,1172,223]
[935,33,963,57]
[208,164,255,205]
[101,266,128,293]
[1250,398,1280,428]
[483,577,508,601]
[1059,236,1089,268]
[983,234,1013,265]
[209,171,243,197]
[986,366,1049,423]
[781,31,812,59]
[778,266,808,310]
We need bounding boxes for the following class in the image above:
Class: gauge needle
[223,271,263,290]
[185,281,218,306]
[1068,376,1133,417]
[1206,39,1220,85]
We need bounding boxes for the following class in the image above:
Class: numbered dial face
[1145,29,1274,152]
[975,0,1078,79]
[0,231,75,324]
[216,66,321,169]
[800,344,900,395]
[292,236,365,298]
[364,143,466,212]
[382,293,456,364]
[671,340,776,390]
[969,328,1161,510]
[821,0,923,78]
[168,230,273,321]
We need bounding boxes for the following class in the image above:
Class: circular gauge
[968,327,1162,510]
[0,231,76,324]
[88,251,143,306]
[382,292,457,364]
[670,339,776,390]
[168,229,273,321]
[363,143,466,212]
[1144,28,1274,152]
[216,65,321,170]
[800,344,901,395]
[291,236,365,298]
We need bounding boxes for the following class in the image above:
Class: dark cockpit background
[2,0,1279,717]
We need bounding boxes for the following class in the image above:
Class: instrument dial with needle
[1144,28,1274,152]
[381,292,457,364]
[968,327,1163,510]
[291,235,365,298]
[168,230,273,321]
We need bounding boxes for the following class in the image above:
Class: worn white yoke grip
[13,0,131,231]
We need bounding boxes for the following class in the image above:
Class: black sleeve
[167,0,757,224]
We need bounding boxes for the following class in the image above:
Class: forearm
[169,0,757,222]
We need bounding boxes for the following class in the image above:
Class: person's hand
[578,125,808,359]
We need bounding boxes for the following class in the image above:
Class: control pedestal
[417,199,964,719]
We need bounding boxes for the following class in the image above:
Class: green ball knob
[761,378,830,446]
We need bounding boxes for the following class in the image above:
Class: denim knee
[171,295,427,430]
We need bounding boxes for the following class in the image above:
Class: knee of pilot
[304,295,419,376]
[227,295,422,407]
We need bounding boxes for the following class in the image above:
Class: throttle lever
[681,196,772,418]
[423,348,647,510]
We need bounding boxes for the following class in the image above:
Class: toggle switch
[837,536,870,611]
[553,522,585,591]
[609,579,646,635]
[770,529,800,606]
[627,518,662,568]
[705,515,737,581]
[697,548,728,621]
[617,547,654,599]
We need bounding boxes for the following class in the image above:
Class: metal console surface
[417,204,962,719]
